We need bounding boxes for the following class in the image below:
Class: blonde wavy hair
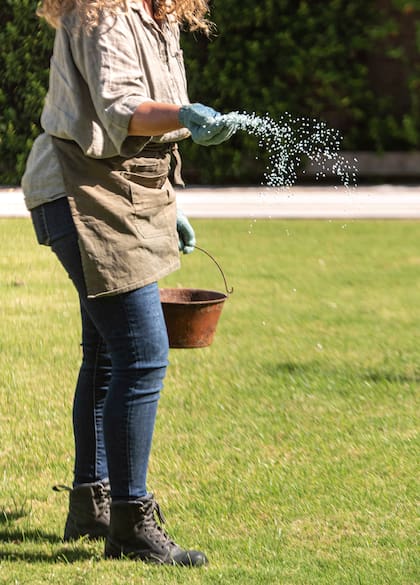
[37,0,212,33]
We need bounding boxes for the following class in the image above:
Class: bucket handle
[193,245,234,295]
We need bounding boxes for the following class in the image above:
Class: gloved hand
[176,209,196,254]
[179,103,237,146]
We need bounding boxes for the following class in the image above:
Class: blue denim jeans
[31,197,169,500]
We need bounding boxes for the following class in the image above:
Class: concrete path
[2,184,420,219]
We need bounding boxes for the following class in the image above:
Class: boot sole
[105,541,208,566]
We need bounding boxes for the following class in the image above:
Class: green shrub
[0,0,419,185]
[0,0,54,184]
[179,0,420,183]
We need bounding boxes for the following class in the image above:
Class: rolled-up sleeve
[67,13,152,154]
[41,7,189,158]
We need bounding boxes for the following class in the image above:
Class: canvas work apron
[52,137,180,299]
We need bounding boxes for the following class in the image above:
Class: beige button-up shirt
[22,1,190,210]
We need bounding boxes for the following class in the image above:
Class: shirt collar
[129,0,168,33]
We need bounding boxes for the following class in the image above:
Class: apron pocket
[120,165,168,190]
[129,181,176,240]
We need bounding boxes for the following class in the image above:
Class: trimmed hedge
[1,0,420,185]
[179,0,420,182]
[0,0,54,184]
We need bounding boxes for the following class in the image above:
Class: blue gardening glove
[179,103,237,146]
[176,209,196,254]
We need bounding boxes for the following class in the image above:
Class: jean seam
[121,295,138,499]
[40,205,51,246]
[92,339,102,482]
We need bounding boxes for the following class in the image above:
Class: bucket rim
[159,287,228,305]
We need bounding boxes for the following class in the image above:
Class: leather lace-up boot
[53,481,111,541]
[104,495,208,566]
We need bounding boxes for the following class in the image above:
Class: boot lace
[93,483,111,514]
[53,482,111,516]
[139,498,176,548]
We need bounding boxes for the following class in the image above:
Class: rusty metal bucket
[160,247,233,349]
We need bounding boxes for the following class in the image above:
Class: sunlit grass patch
[0,217,418,584]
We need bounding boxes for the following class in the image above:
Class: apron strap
[171,143,185,188]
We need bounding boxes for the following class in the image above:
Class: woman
[22,0,236,566]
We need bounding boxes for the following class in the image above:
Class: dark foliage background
[0,0,54,184]
[1,0,419,185]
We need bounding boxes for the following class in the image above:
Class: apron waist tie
[142,142,185,188]
[170,143,185,188]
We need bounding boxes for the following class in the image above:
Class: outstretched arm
[128,102,237,146]
[127,101,182,136]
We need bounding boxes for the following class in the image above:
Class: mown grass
[0,217,418,584]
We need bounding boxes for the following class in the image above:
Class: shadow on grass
[0,548,97,563]
[363,369,420,384]
[0,529,100,563]
[0,509,27,524]
[0,528,61,544]
[270,360,420,384]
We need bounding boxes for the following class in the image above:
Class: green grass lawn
[0,217,418,584]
